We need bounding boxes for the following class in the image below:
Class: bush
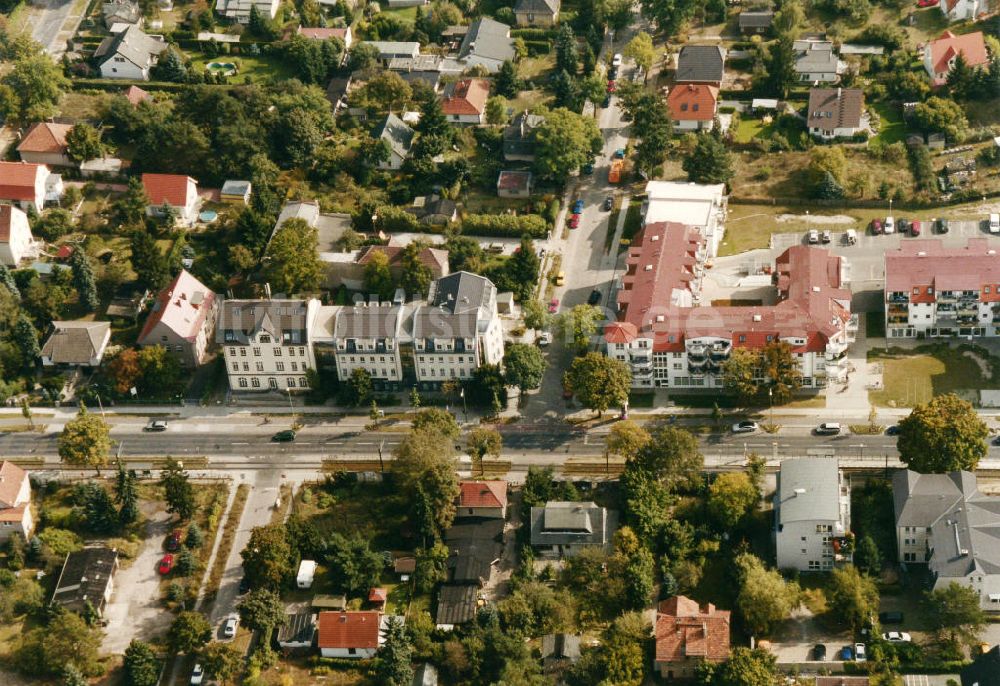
[462,213,548,238]
[522,40,552,56]
[373,205,425,233]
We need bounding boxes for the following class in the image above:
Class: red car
[165,529,182,552]
[569,214,580,229]
[606,81,617,93]
[548,298,560,313]
[870,219,883,235]
[917,0,938,6]
[909,220,921,236]
[158,554,174,575]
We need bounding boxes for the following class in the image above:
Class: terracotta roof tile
[458,481,507,509]
[667,84,719,122]
[441,79,490,116]
[886,238,1000,301]
[317,611,381,649]
[297,27,350,41]
[656,595,731,664]
[0,162,46,202]
[142,173,196,207]
[17,123,72,155]
[928,31,988,78]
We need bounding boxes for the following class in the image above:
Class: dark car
[936,218,949,234]
[588,289,602,305]
[603,196,614,211]
[897,218,909,234]
[271,430,296,442]
[879,611,904,624]
[885,425,901,436]
[813,644,827,661]
[992,435,1000,446]
[602,95,611,108]
[165,529,182,552]
[582,162,594,175]
[238,575,251,594]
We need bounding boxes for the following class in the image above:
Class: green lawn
[733,118,764,144]
[868,344,1000,407]
[187,52,295,83]
[871,100,906,145]
[381,5,419,22]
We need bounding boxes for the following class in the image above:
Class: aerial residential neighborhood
[4,0,1000,684]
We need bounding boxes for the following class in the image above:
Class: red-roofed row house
[655,595,731,679]
[604,221,855,390]
[884,238,1000,339]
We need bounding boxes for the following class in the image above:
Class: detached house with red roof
[0,461,34,543]
[924,31,989,86]
[457,480,508,519]
[667,84,719,131]
[441,78,490,125]
[142,173,199,226]
[317,611,383,658]
[137,269,218,367]
[0,161,62,212]
[0,205,39,267]
[605,222,855,390]
[17,123,75,168]
[941,0,981,22]
[297,25,353,48]
[655,596,731,679]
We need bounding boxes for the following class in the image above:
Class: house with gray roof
[738,10,773,35]
[515,0,560,26]
[363,41,421,64]
[374,114,415,170]
[503,111,545,161]
[793,39,844,83]
[51,546,119,617]
[775,458,851,572]
[102,0,142,28]
[458,17,516,73]
[675,45,726,85]
[95,25,168,80]
[893,470,1000,610]
[962,645,1000,686]
[327,298,410,390]
[41,321,112,367]
[529,501,617,558]
[412,272,505,390]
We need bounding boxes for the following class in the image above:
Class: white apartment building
[885,238,1000,339]
[219,299,321,392]
[412,272,505,389]
[775,458,852,572]
[326,297,409,390]
[605,223,856,391]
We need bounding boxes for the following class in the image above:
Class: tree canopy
[264,217,324,295]
[897,393,987,473]
[58,406,111,474]
[534,108,602,181]
[564,353,631,416]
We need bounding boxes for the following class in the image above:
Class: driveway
[27,0,86,57]
[102,507,174,654]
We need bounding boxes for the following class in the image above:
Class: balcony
[826,340,849,356]
[846,315,859,332]
[631,358,653,369]
[888,293,910,303]
[633,367,653,378]
[630,348,652,360]
[687,343,707,356]
[887,316,909,325]
[688,357,707,370]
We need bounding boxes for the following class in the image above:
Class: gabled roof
[0,204,31,243]
[41,321,111,364]
[667,84,719,121]
[893,469,978,527]
[807,87,864,130]
[356,245,449,275]
[441,78,490,116]
[333,303,404,339]
[137,269,216,344]
[794,40,839,74]
[927,30,989,75]
[317,611,381,649]
[51,546,118,613]
[374,113,415,160]
[94,25,167,68]
[515,0,560,13]
[884,238,1000,298]
[435,584,478,625]
[0,461,29,509]
[676,45,726,83]
[503,111,545,156]
[17,123,73,155]
[457,480,507,509]
[124,85,151,105]
[459,17,515,63]
[219,299,312,345]
[655,595,731,664]
[739,10,774,28]
[142,173,197,207]
[0,162,47,201]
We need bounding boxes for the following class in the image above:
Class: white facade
[0,205,38,266]
[0,461,34,543]
[328,302,408,388]
[941,0,980,22]
[320,646,378,659]
[215,0,280,22]
[775,458,851,572]
[96,27,168,80]
[144,176,199,226]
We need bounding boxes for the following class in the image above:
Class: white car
[855,642,867,662]
[190,664,204,685]
[612,53,623,68]
[882,631,912,643]
[884,216,895,234]
[537,332,552,347]
[222,614,239,638]
[990,213,999,233]
[807,229,819,244]
[732,421,758,434]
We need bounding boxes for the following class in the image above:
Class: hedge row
[523,40,552,56]
[511,28,557,40]
[462,213,548,238]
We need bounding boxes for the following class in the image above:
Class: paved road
[26,0,84,57]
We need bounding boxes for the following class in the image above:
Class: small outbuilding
[297,559,317,589]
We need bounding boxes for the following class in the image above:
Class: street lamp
[768,387,774,426]
[286,387,295,427]
[460,388,468,423]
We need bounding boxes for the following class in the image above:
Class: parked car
[606,81,617,93]
[897,218,909,234]
[588,289,602,305]
[144,420,168,432]
[732,421,758,434]
[917,0,939,6]
[614,148,626,159]
[603,196,614,211]
[815,422,841,435]
[548,298,560,313]
[813,644,827,661]
[855,643,867,662]
[936,218,949,234]
[840,646,854,661]
[271,430,296,442]
[612,53,623,67]
[569,214,580,229]
[879,611,904,624]
[537,331,552,347]
[991,434,1000,446]
[165,529,182,552]
[870,219,883,235]
[882,632,912,643]
[808,229,819,244]
[885,425,901,436]
[884,216,895,234]
[989,213,999,233]
[608,66,619,80]
[582,162,594,175]
[190,664,204,685]
[821,230,832,243]
[845,229,858,245]
[555,271,565,286]
[573,199,585,214]
[909,220,921,236]
[223,614,239,638]
[602,95,611,108]
[158,554,174,575]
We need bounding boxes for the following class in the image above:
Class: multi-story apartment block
[327,297,409,390]
[219,299,321,392]
[885,239,1000,339]
[412,272,505,389]
[775,458,852,572]
[643,181,727,257]
[605,222,856,390]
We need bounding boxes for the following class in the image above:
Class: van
[555,271,565,286]
[815,422,841,435]
[990,213,999,233]
[845,229,858,245]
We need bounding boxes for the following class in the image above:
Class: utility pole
[377,439,385,473]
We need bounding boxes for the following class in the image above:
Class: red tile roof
[656,595,731,664]
[442,78,490,116]
[0,461,28,509]
[137,269,216,344]
[368,587,387,602]
[608,222,851,353]
[297,26,350,41]
[927,31,988,77]
[0,162,45,202]
[885,238,1000,303]
[17,123,72,155]
[125,85,151,106]
[317,611,381,649]
[142,173,196,207]
[458,480,507,509]
[666,84,719,121]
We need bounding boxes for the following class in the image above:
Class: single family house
[51,547,119,617]
[655,596,731,680]
[941,0,981,22]
[0,204,38,267]
[514,0,560,26]
[17,123,75,168]
[297,25,353,48]
[503,111,544,161]
[924,31,989,87]
[675,45,726,85]
[374,114,415,170]
[738,11,773,35]
[497,170,533,198]
[456,481,508,519]
[142,173,199,225]
[794,39,844,83]
[94,25,168,80]
[529,501,616,558]
[0,461,34,543]
[0,161,61,212]
[441,78,490,125]
[41,321,112,367]
[317,611,382,658]
[807,87,864,139]
[102,0,142,27]
[667,84,719,131]
[458,18,515,73]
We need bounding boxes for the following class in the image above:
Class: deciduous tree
[0,52,69,123]
[913,97,968,143]
[411,407,460,440]
[734,553,799,635]
[722,348,759,403]
[264,217,323,295]
[14,610,102,677]
[160,457,195,520]
[399,242,433,298]
[898,393,987,473]
[107,348,142,394]
[827,565,879,632]
[534,108,602,182]
[326,532,385,595]
[854,535,882,576]
[392,427,460,540]
[714,647,779,686]
[607,420,651,459]
[503,343,546,392]
[123,639,160,686]
[760,341,802,403]
[241,524,294,591]
[563,353,631,417]
[58,406,111,475]
[623,32,654,73]
[362,249,394,301]
[237,588,286,633]
[708,472,759,529]
[198,642,243,685]
[65,123,108,163]
[633,425,703,489]
[925,582,986,648]
[467,427,502,476]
